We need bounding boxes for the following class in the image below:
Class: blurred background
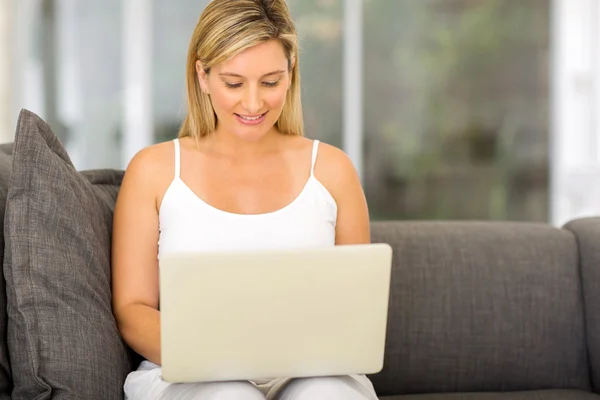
[0,0,598,226]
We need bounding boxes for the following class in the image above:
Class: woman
[111,0,378,399]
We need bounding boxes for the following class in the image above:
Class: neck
[202,126,283,161]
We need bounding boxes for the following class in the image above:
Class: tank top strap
[310,140,320,177]
[173,139,181,179]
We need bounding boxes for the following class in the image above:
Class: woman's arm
[314,143,371,245]
[111,146,165,365]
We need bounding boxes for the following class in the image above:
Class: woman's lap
[277,375,379,400]
[124,361,379,400]
[124,361,265,400]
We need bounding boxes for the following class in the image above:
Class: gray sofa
[1,110,600,399]
[368,218,600,399]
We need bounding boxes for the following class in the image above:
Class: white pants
[124,361,380,400]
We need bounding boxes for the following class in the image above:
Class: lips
[237,113,265,120]
[235,111,268,126]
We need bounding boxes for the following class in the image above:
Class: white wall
[343,0,364,181]
[121,0,153,168]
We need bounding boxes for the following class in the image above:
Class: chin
[229,118,277,142]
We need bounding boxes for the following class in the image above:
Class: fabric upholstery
[564,217,600,394]
[382,389,600,399]
[0,142,13,399]
[3,110,132,399]
[369,221,589,396]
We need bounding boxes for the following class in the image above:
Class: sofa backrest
[369,221,590,396]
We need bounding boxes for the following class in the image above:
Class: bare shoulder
[125,141,173,178]
[283,135,313,153]
[314,141,370,244]
[313,141,361,200]
[119,140,176,210]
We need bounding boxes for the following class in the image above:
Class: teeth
[239,114,262,121]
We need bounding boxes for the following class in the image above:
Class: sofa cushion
[0,143,13,399]
[382,389,600,399]
[369,221,589,396]
[3,110,132,399]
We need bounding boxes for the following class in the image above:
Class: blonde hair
[178,0,303,140]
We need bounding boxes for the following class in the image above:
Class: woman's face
[197,40,293,142]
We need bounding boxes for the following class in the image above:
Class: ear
[196,60,209,94]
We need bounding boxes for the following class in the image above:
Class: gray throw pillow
[3,110,132,399]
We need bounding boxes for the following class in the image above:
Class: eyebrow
[218,70,286,78]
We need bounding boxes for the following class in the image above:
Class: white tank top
[158,139,337,258]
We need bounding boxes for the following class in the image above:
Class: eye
[263,80,280,88]
[224,82,242,89]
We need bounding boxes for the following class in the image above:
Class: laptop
[159,243,393,383]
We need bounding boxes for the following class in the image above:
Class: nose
[241,85,264,115]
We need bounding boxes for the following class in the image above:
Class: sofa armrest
[564,217,600,393]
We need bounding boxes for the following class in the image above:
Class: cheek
[209,86,288,115]
[264,88,288,109]
[211,91,238,118]
[209,89,238,113]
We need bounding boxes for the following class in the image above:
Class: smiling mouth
[235,112,267,121]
